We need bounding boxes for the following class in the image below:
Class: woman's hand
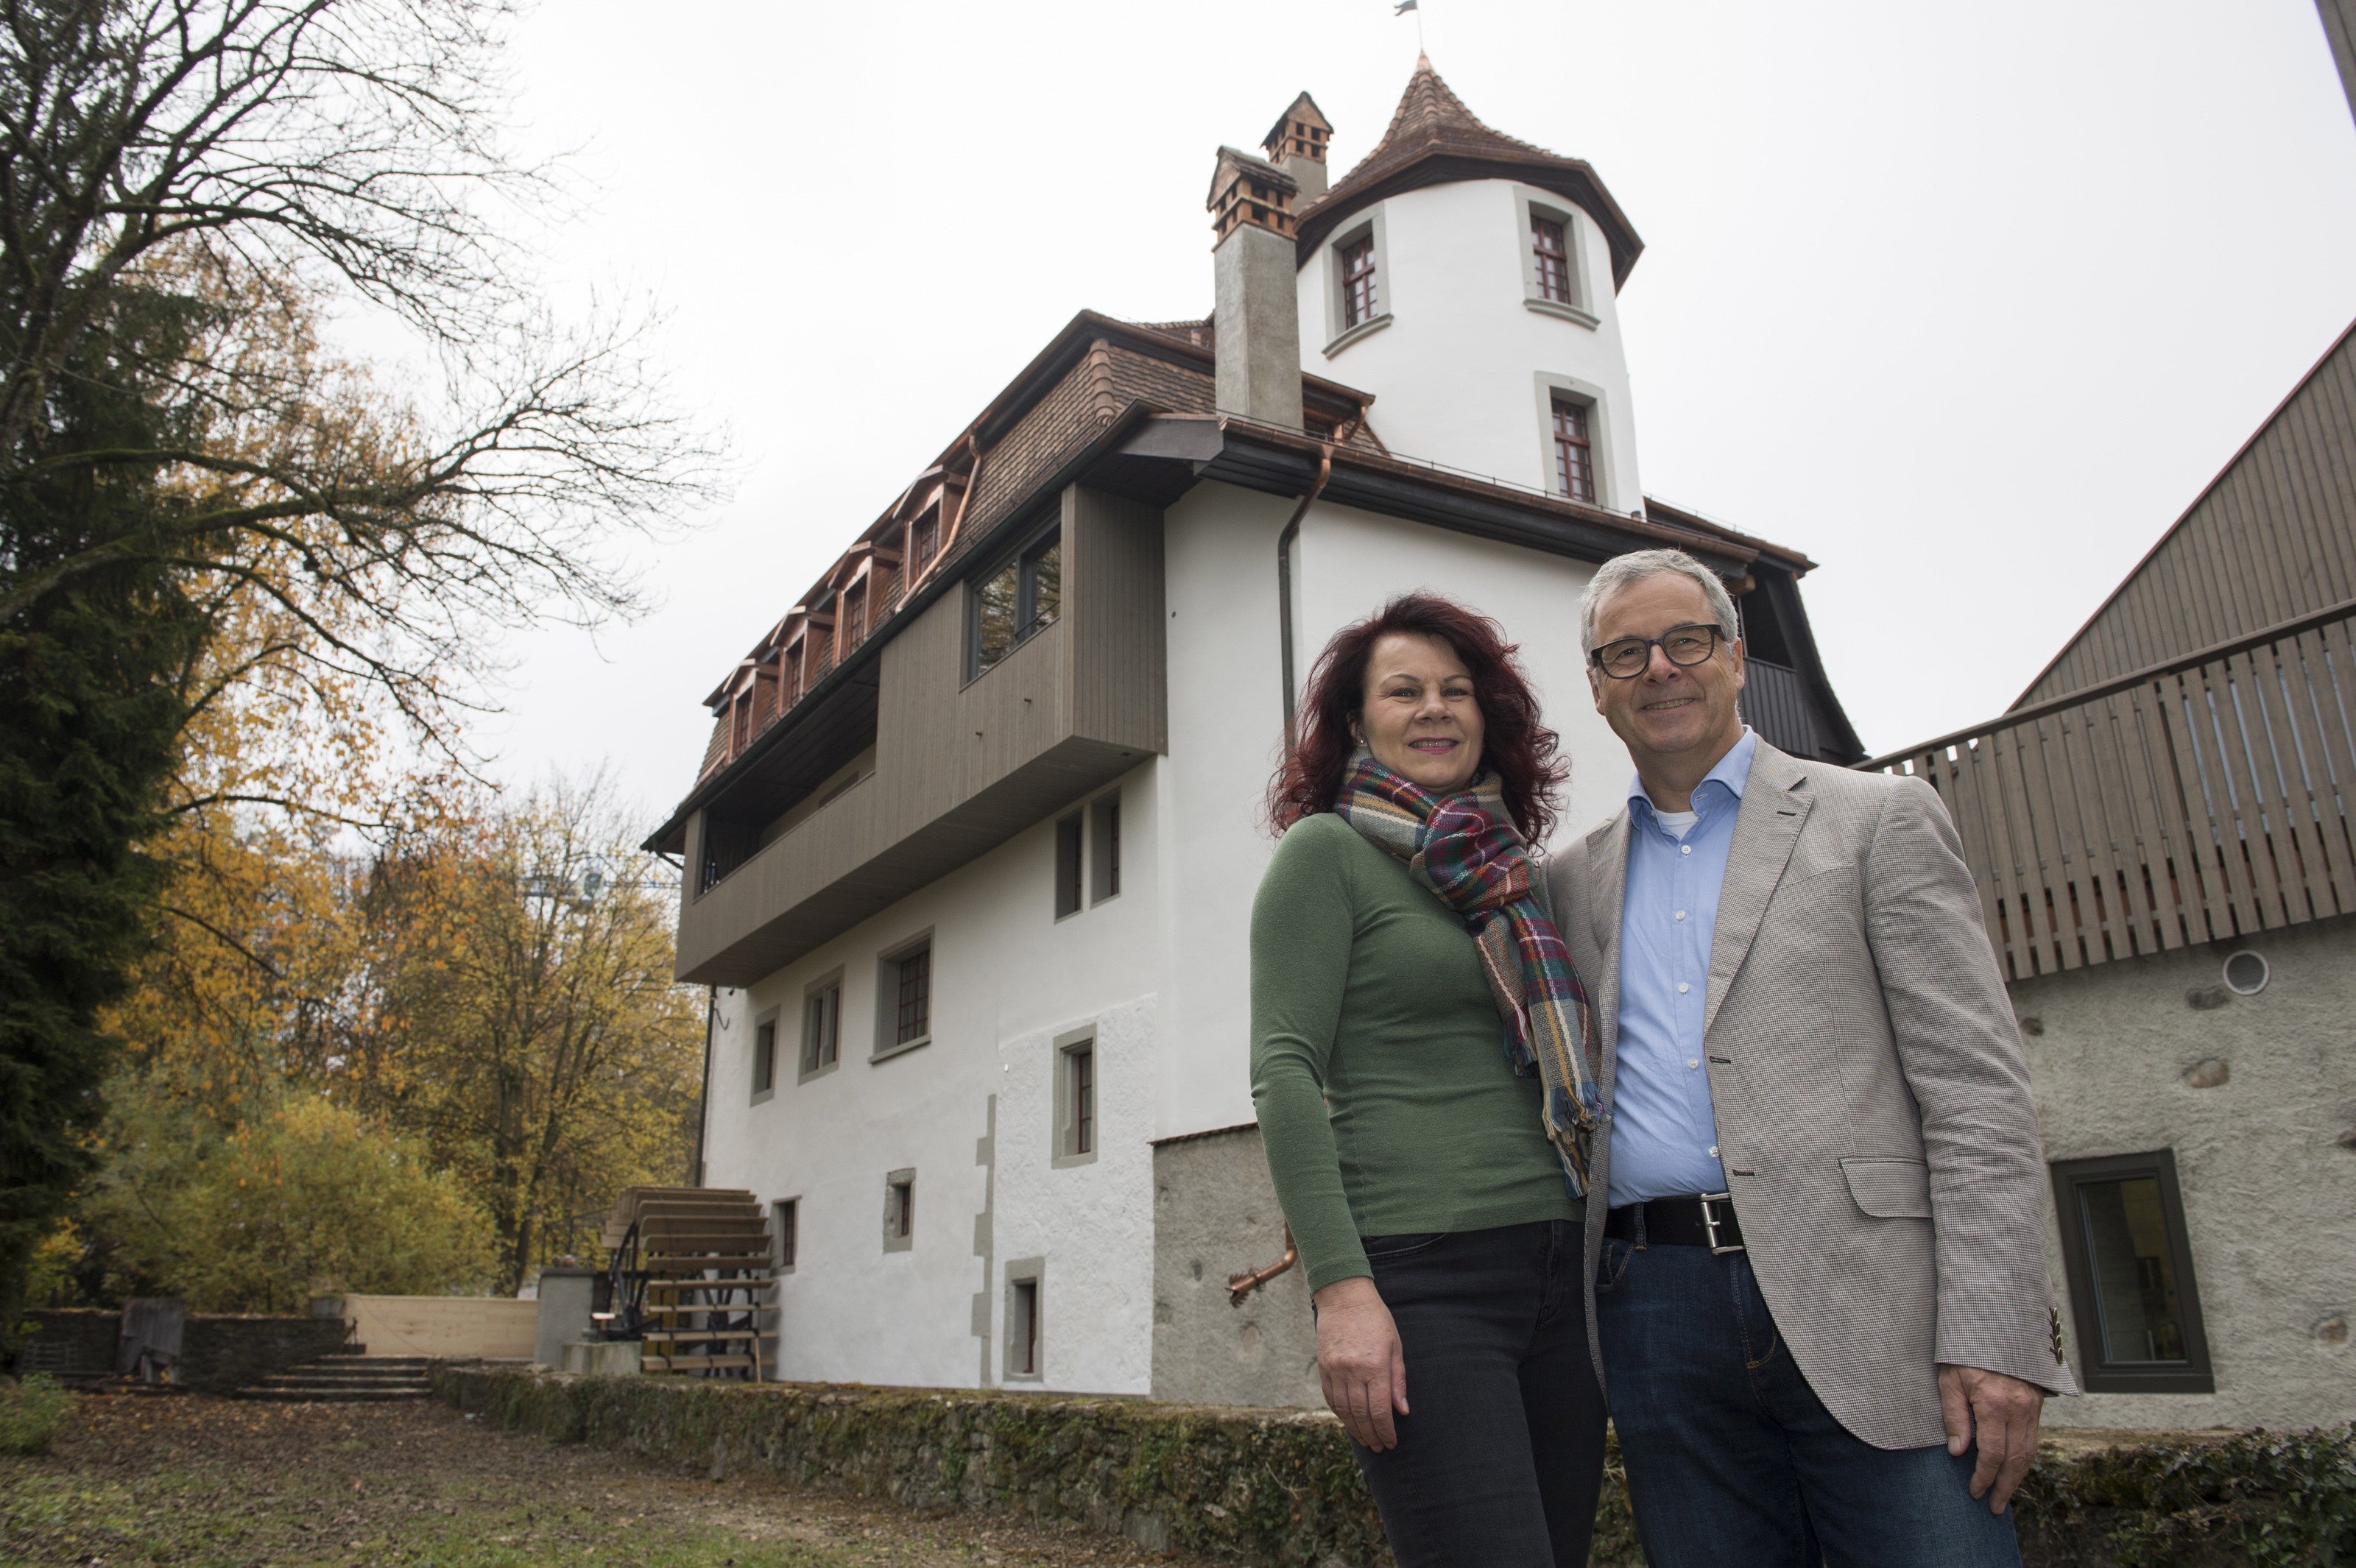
[1314,1276,1409,1450]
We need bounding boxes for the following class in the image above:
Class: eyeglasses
[1589,623,1728,679]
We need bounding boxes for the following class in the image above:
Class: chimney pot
[1206,146,1305,430]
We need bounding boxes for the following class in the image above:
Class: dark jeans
[1595,1234,2024,1568]
[1347,1221,1607,1568]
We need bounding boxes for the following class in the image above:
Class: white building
[646,60,1861,1404]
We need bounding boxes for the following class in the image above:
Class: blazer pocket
[1840,1156,1933,1219]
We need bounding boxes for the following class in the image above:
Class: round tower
[1280,60,1646,513]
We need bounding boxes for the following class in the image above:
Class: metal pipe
[690,986,716,1185]
[1277,444,1336,744]
[1228,1226,1299,1307]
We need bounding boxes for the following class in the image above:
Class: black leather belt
[1605,1193,1745,1254]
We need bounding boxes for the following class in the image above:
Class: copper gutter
[1228,1226,1299,1306]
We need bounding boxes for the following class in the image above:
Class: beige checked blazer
[1545,739,2078,1449]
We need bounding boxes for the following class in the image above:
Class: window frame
[872,933,935,1062]
[772,1196,799,1273]
[798,970,844,1082]
[1514,190,1598,327]
[883,1169,915,1253]
[1054,811,1084,921]
[1088,790,1121,905]
[968,518,1062,681]
[1004,1257,1045,1382]
[1531,373,1615,509]
[750,1007,780,1102]
[2050,1148,2215,1394]
[1052,1027,1098,1168]
[1322,209,1394,357]
[1551,394,1597,503]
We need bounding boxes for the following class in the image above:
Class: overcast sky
[468,1,2356,831]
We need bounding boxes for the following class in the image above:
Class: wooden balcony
[1869,602,2356,981]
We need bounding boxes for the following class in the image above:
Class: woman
[1252,592,1607,1567]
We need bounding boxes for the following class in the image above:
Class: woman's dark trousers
[1348,1220,1608,1567]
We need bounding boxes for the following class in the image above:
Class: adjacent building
[1872,320,2356,1431]
[646,60,1861,1405]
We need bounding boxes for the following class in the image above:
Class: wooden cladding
[2020,323,2356,706]
[1872,604,2356,981]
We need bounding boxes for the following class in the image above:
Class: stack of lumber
[603,1186,775,1378]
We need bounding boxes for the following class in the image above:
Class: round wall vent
[2222,950,2269,996]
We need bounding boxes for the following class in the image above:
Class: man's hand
[1313,1276,1409,1450]
[1938,1364,2045,1514]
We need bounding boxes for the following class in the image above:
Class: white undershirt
[1654,808,1699,838]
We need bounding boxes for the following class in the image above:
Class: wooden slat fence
[1867,602,2356,981]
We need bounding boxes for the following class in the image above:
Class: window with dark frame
[1054,813,1083,919]
[911,507,939,573]
[2052,1149,2214,1393]
[785,638,805,705]
[972,526,1062,677]
[1089,793,1121,903]
[1341,235,1378,328]
[1532,214,1573,304]
[752,1019,777,1095]
[842,579,867,649]
[894,943,931,1045]
[801,981,841,1074]
[1552,395,1596,502]
[773,1198,797,1269]
[889,1175,914,1240]
[1010,1277,1040,1376]
[1070,1043,1094,1156]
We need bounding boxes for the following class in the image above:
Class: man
[1547,548,2075,1567]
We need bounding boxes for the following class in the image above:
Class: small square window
[773,1198,798,1272]
[2052,1149,2214,1393]
[874,938,934,1060]
[800,975,842,1080]
[750,1013,778,1099]
[884,1170,915,1252]
[1054,812,1083,919]
[1089,792,1121,905]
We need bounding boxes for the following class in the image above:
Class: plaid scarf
[1333,755,1601,1197]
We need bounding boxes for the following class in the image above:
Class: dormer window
[1552,395,1595,503]
[1532,216,1572,304]
[1341,235,1379,328]
[911,507,939,575]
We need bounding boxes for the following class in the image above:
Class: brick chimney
[1206,146,1304,430]
[1260,93,1333,203]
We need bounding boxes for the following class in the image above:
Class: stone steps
[236,1355,434,1402]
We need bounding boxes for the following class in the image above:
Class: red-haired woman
[1252,591,1608,1566]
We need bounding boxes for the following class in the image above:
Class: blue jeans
[1595,1234,2022,1568]
[1347,1221,1608,1567]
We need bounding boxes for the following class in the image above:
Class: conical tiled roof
[1297,57,1643,288]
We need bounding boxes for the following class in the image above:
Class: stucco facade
[2014,915,2356,1431]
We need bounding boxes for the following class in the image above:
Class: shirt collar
[1627,727,1759,823]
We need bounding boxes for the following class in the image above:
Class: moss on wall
[431,1365,2352,1566]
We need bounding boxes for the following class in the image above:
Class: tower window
[1532,216,1573,304]
[1552,396,1596,502]
[1341,236,1378,328]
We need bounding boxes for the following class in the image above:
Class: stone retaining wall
[431,1364,2354,1566]
[11,1308,352,1394]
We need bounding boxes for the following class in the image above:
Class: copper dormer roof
[1297,54,1644,289]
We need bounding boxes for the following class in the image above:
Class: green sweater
[1249,813,1576,1292]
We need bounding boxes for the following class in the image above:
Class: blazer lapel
[1584,811,1630,1103]
[1702,744,1813,1040]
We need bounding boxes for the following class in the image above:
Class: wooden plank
[2055,699,2132,961]
[2246,635,2336,919]
[2215,649,2290,926]
[2116,682,2194,951]
[2152,668,2240,942]
[1928,747,2009,955]
[2304,618,2356,901]
[1961,734,2039,978]
[2081,691,2162,957]
[1944,738,2021,976]
[2023,712,2089,969]
[1990,726,2064,975]
[2285,626,2356,913]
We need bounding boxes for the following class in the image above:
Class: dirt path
[1,1391,1212,1567]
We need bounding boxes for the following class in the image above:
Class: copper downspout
[1227,1226,1298,1307]
[1276,442,1336,745]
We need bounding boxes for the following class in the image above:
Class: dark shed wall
[2017,322,2356,707]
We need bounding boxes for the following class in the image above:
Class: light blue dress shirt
[1606,727,1759,1208]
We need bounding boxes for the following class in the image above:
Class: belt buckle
[1697,1192,1743,1256]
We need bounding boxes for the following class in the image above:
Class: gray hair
[1579,548,1742,653]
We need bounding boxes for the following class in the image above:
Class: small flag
[1394,0,1417,12]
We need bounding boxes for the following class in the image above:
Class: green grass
[0,1375,72,1457]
